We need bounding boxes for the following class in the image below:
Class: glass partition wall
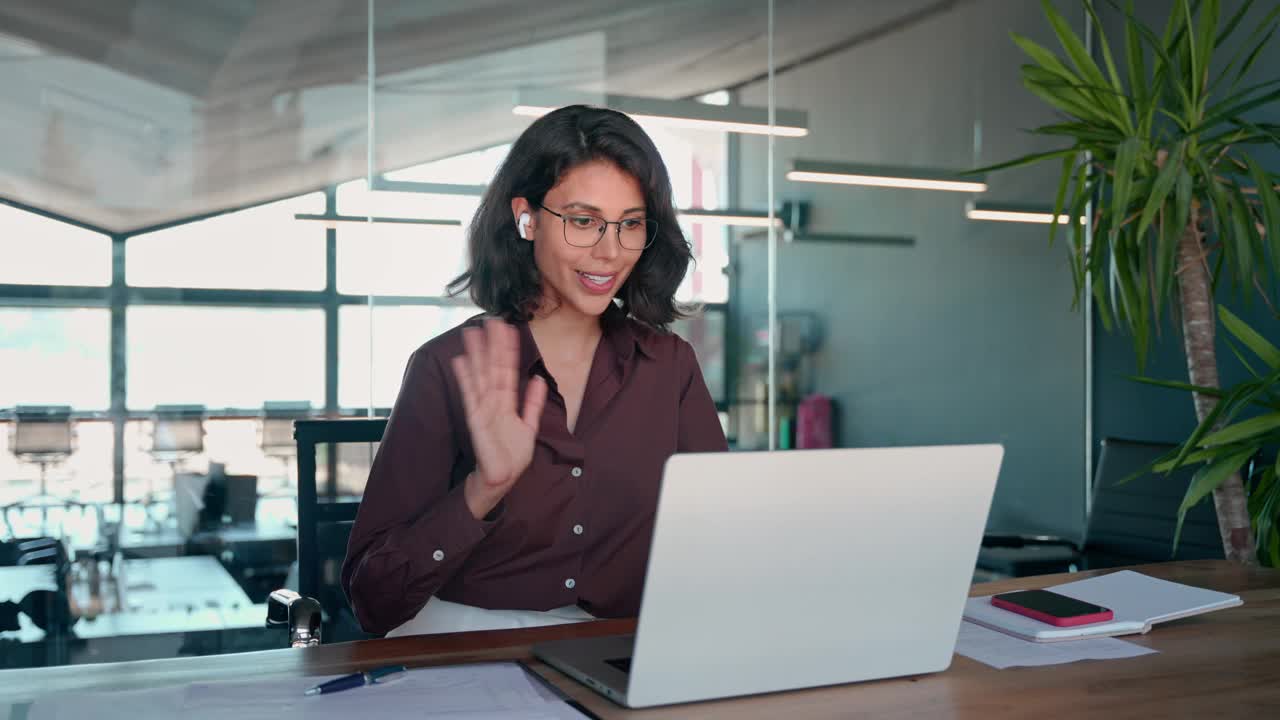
[0,0,780,668]
[752,0,1087,538]
[0,0,1101,674]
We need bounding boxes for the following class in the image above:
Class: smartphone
[990,589,1114,627]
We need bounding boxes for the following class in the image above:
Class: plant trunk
[1175,212,1257,564]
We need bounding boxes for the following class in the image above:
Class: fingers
[486,318,518,414]
[521,375,548,429]
[461,325,490,410]
[459,319,524,423]
[451,355,479,422]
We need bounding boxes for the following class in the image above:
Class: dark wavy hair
[447,105,692,330]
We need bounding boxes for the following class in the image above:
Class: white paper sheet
[954,621,1158,669]
[21,662,588,720]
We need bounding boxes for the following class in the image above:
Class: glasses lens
[563,214,606,247]
[618,218,655,250]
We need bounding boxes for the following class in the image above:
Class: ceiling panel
[0,0,955,233]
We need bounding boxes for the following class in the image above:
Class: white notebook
[963,570,1243,642]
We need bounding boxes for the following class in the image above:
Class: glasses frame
[536,204,655,251]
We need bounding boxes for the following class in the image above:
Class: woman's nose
[592,229,622,259]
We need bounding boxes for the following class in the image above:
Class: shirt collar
[517,303,656,374]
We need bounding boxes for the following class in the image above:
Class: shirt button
[570,466,583,478]
[432,549,445,561]
[573,524,584,536]
[565,578,576,589]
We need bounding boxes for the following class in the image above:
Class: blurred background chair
[0,535,75,664]
[3,406,78,537]
[258,401,312,498]
[270,418,385,646]
[144,404,206,528]
[978,437,1227,579]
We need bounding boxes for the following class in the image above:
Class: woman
[341,105,727,636]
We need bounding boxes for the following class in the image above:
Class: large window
[383,144,511,185]
[1,133,731,507]
[0,307,110,409]
[0,203,111,286]
[336,222,470,297]
[127,193,326,291]
[126,307,325,410]
[338,304,478,409]
[641,122,730,304]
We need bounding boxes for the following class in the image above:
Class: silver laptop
[533,444,1004,708]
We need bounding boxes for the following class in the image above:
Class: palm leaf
[1194,0,1220,103]
[1207,2,1280,97]
[1084,0,1135,133]
[1195,156,1234,252]
[1229,5,1280,92]
[1023,70,1124,126]
[1137,141,1184,242]
[1244,155,1280,281]
[967,147,1080,175]
[1224,334,1263,379]
[1125,375,1224,396]
[1199,413,1280,447]
[1174,446,1256,552]
[1011,32,1079,82]
[1042,0,1129,123]
[1213,0,1253,49]
[1049,154,1076,249]
[1122,0,1149,116]
[1192,84,1280,135]
[1110,137,1142,236]
[1031,121,1125,144]
[1220,305,1280,368]
[1165,167,1193,306]
[1154,446,1219,472]
[1228,184,1261,293]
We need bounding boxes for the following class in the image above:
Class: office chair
[266,418,385,646]
[258,401,312,497]
[4,406,79,537]
[0,536,74,642]
[144,404,206,528]
[978,437,1226,578]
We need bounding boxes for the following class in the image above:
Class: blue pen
[304,665,407,696]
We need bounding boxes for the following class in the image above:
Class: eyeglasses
[537,204,656,251]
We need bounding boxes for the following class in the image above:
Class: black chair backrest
[1086,438,1224,568]
[0,537,68,568]
[294,419,386,608]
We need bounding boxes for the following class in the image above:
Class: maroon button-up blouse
[341,307,728,634]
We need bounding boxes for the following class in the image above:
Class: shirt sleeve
[341,346,495,635]
[675,338,730,453]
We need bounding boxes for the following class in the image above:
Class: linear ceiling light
[369,177,487,196]
[965,201,1086,225]
[677,208,783,227]
[739,229,915,246]
[787,160,987,193]
[513,89,809,137]
[294,213,461,229]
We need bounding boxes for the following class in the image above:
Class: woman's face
[515,160,647,321]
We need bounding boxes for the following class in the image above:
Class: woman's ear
[511,198,534,241]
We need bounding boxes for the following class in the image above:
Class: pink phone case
[990,596,1114,627]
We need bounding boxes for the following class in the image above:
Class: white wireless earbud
[517,212,531,239]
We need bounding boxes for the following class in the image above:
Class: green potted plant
[978,0,1280,563]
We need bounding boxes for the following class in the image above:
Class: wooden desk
[2,560,1278,717]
